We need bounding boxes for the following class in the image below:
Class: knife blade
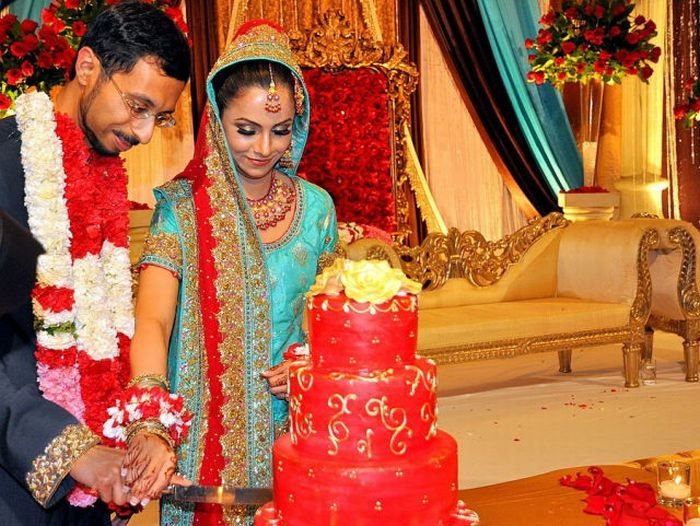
[165,485,272,506]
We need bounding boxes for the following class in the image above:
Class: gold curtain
[417,6,527,240]
[222,0,396,48]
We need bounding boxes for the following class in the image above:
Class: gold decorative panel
[395,213,570,289]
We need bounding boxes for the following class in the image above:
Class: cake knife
[165,485,272,505]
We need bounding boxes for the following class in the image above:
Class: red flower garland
[34,112,131,441]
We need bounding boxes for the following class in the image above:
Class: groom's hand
[69,445,130,506]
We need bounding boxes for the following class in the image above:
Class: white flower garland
[17,90,133,361]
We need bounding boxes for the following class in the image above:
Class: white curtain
[418,6,527,240]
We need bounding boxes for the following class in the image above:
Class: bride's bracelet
[103,385,192,448]
[125,418,175,449]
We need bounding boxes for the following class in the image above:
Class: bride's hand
[261,361,290,400]
[122,432,179,507]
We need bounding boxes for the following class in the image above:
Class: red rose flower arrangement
[0,0,187,117]
[674,78,700,128]
[525,0,661,89]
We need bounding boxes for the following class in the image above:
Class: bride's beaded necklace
[246,174,295,231]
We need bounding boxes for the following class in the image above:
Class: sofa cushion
[417,297,631,351]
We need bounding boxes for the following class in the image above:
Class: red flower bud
[649,47,661,63]
[37,51,54,69]
[609,26,621,37]
[524,38,534,49]
[0,14,17,31]
[72,20,86,37]
[22,33,39,52]
[9,41,29,58]
[6,68,24,86]
[0,93,11,111]
[593,6,605,18]
[20,18,38,34]
[20,60,34,77]
[674,105,689,120]
[634,15,646,25]
[562,41,576,54]
[64,0,80,8]
[625,31,641,45]
[639,66,653,80]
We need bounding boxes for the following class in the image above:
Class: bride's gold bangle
[128,373,170,391]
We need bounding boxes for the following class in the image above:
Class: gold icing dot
[348,357,356,365]
[392,314,400,322]
[348,470,358,479]
[395,469,404,477]
[308,468,315,478]
[343,320,351,328]
[277,461,284,472]
[371,337,380,344]
[451,482,457,491]
[422,495,429,504]
[330,337,337,344]
[395,355,402,363]
[288,493,295,503]
[330,503,338,512]
[409,331,415,338]
[374,501,382,511]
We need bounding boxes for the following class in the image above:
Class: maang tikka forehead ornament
[213,20,307,116]
[265,63,282,113]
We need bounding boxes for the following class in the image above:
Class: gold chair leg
[623,343,641,388]
[642,327,654,362]
[684,339,700,382]
[558,350,572,373]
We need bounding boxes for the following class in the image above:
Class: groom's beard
[78,81,140,158]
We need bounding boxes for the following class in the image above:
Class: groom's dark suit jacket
[0,116,110,525]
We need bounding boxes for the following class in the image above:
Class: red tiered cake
[255,262,478,525]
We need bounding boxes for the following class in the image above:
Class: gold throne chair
[288,9,446,247]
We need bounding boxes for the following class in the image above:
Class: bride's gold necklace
[246,175,296,231]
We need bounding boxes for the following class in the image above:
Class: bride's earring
[278,148,293,168]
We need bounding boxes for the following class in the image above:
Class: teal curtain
[8,0,49,23]
[477,0,582,192]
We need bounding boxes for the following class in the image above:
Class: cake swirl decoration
[327,393,357,455]
[364,397,412,456]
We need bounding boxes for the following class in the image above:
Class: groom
[0,2,190,524]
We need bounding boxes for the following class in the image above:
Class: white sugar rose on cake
[254,258,479,525]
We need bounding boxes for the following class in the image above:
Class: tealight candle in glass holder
[684,497,700,525]
[657,460,691,507]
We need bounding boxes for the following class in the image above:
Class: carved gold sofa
[353,213,659,388]
[633,217,700,382]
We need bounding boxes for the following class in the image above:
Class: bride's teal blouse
[140,175,337,425]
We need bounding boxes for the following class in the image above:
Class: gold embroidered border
[157,181,209,525]
[26,424,99,507]
[140,231,182,275]
[206,111,274,524]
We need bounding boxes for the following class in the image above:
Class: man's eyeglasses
[109,77,176,129]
